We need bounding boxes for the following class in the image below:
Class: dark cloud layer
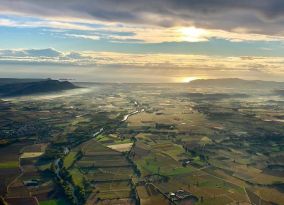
[1,0,284,35]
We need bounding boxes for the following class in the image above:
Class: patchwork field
[1,83,283,205]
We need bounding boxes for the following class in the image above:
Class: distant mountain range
[0,78,78,97]
[274,90,284,96]
[189,78,284,89]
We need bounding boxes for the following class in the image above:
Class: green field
[38,161,52,171]
[39,199,69,205]
[0,161,18,169]
[63,151,78,169]
[97,134,132,145]
[136,152,194,176]
[70,168,84,189]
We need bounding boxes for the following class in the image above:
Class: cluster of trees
[182,145,209,161]
[58,180,75,204]
[52,160,86,205]
[61,168,86,204]
[42,145,63,160]
[125,152,141,177]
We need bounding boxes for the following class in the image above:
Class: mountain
[0,78,45,86]
[0,79,78,97]
[274,90,284,96]
[188,78,284,89]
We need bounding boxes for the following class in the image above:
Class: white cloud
[0,48,283,82]
[65,34,100,40]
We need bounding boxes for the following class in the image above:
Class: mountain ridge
[188,78,284,89]
[0,79,78,97]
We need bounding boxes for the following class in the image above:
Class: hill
[274,90,284,96]
[0,78,45,86]
[0,79,78,97]
[188,78,284,89]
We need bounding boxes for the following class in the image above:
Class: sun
[179,27,207,42]
[180,77,199,83]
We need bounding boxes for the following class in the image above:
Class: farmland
[0,83,283,205]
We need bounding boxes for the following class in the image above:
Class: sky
[0,0,284,82]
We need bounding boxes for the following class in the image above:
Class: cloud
[2,15,283,43]
[65,52,85,59]
[0,48,283,82]
[0,48,62,57]
[25,48,62,57]
[65,34,100,40]
[0,48,71,66]
[1,0,284,38]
